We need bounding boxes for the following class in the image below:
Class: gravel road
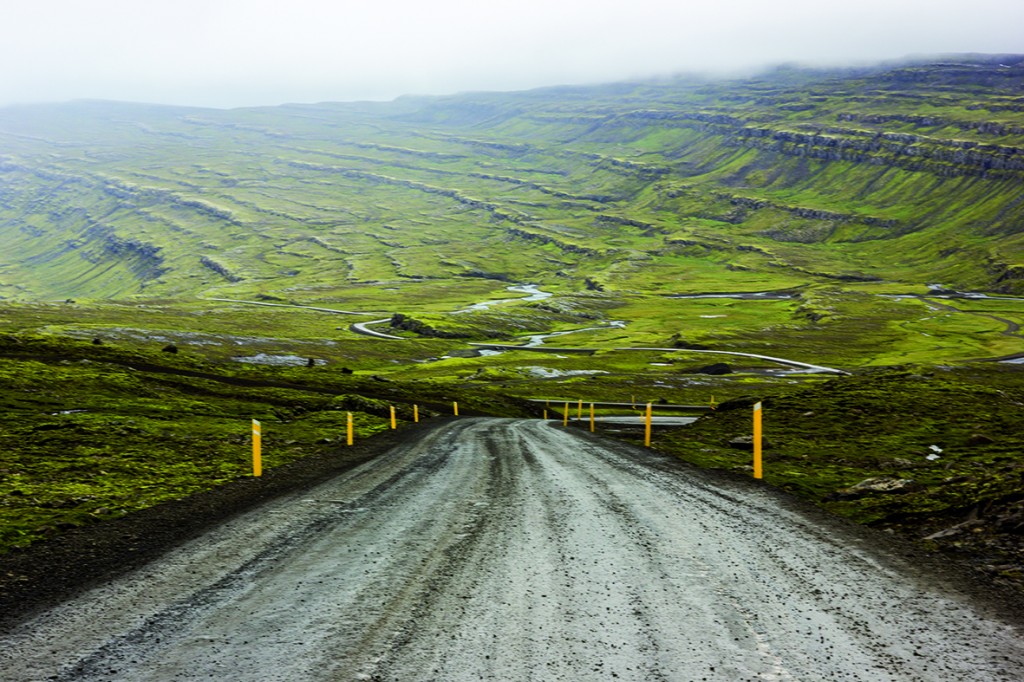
[2,418,1023,681]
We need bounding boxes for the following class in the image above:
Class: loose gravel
[2,418,1023,681]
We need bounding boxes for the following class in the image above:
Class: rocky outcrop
[991,262,1024,294]
[593,214,665,235]
[287,163,533,225]
[459,270,511,282]
[199,256,241,282]
[565,150,670,180]
[728,127,1024,178]
[830,477,922,500]
[680,362,733,375]
[668,333,710,350]
[757,225,836,244]
[100,178,239,224]
[727,195,897,229]
[837,112,1024,137]
[504,227,598,256]
[466,172,590,203]
[351,141,468,161]
[781,264,882,283]
[388,313,470,339]
[607,104,1024,180]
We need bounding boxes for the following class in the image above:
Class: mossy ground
[646,364,1024,588]
[0,331,532,553]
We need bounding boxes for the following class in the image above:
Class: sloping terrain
[3,419,1023,680]
[1,56,1023,304]
[3,55,1024,603]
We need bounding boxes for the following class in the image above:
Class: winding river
[212,286,848,373]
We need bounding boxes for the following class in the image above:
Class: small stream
[445,284,629,358]
[521,320,628,347]
[880,284,1024,302]
[454,284,553,313]
[665,290,798,300]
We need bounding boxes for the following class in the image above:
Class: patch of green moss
[654,365,1024,524]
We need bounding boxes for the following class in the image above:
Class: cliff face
[728,127,1024,177]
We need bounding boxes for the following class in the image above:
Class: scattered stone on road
[2,419,1022,681]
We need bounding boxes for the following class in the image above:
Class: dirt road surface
[2,419,1023,681]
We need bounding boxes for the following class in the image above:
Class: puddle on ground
[525,367,609,379]
[231,354,327,366]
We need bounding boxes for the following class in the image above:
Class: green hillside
[2,57,1023,305]
[4,57,1024,582]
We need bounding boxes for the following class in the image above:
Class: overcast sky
[2,0,1023,109]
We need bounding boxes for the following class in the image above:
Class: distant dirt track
[2,419,1023,681]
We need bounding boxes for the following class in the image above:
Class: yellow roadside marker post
[543,409,548,420]
[563,402,569,427]
[252,419,262,477]
[644,403,652,448]
[589,403,595,433]
[710,395,717,410]
[577,399,583,420]
[346,412,354,446]
[753,401,763,479]
[414,404,419,423]
[453,402,459,416]
[390,405,397,430]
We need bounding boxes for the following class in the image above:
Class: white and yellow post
[252,419,262,477]
[753,401,763,479]
[390,405,397,430]
[346,412,354,446]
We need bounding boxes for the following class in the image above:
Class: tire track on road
[2,419,1023,681]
